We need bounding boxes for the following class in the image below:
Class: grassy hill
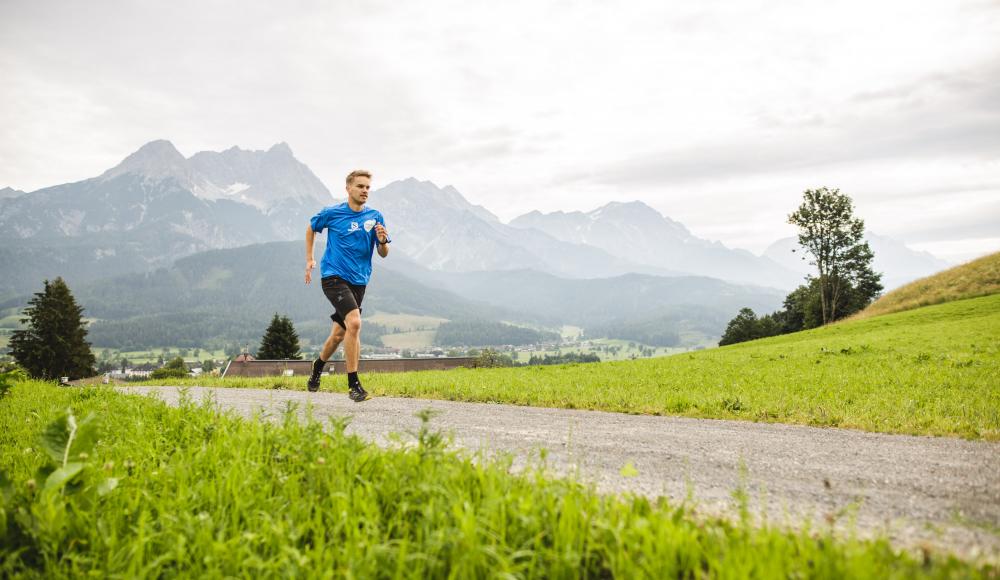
[148,293,1000,439]
[858,251,999,319]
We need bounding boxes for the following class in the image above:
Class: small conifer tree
[257,314,302,360]
[11,277,96,380]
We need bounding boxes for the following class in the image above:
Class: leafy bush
[0,362,27,399]
[527,352,601,366]
[471,348,515,368]
[150,356,189,379]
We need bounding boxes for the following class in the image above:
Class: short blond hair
[346,170,372,185]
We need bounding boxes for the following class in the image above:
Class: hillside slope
[858,251,999,319]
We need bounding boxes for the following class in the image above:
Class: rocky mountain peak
[267,142,294,156]
[376,178,500,224]
[101,139,191,183]
[0,186,26,199]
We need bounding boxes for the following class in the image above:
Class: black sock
[312,358,326,374]
[347,371,359,387]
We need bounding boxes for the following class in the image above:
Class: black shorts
[321,276,366,330]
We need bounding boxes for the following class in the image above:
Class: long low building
[222,357,477,377]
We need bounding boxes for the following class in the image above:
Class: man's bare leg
[308,323,346,392]
[343,309,362,373]
[321,323,346,362]
[343,309,368,400]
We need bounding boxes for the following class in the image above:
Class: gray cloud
[898,202,1000,243]
[561,63,1000,188]
[2,0,999,263]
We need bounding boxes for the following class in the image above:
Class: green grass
[144,295,1000,440]
[367,312,448,332]
[381,330,438,350]
[368,313,450,350]
[1,382,991,577]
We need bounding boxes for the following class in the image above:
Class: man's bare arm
[305,226,317,284]
[375,224,390,258]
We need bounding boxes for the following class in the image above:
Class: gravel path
[123,386,1000,560]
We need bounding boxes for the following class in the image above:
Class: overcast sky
[2,0,998,261]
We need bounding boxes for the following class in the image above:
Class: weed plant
[1,382,991,577]
[143,295,1000,440]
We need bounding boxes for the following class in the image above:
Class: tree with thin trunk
[788,188,882,324]
[11,277,96,380]
[257,313,302,360]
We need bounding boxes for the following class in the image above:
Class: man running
[304,169,390,401]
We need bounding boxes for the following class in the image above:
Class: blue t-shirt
[310,202,386,285]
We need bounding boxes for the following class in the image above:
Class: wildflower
[26,479,36,492]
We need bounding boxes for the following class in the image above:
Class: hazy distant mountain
[373,178,678,279]
[0,187,24,199]
[763,232,951,290]
[26,241,520,350]
[510,202,801,288]
[0,140,333,297]
[392,265,784,328]
[0,238,783,349]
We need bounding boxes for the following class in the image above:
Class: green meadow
[148,294,1000,440]
[1,382,991,577]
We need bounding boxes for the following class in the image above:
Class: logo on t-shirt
[363,219,376,232]
[348,222,360,233]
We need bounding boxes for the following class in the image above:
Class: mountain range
[0,141,329,298]
[509,202,804,287]
[0,139,954,348]
[0,240,783,350]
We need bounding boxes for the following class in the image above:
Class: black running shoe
[348,382,368,402]
[307,358,324,392]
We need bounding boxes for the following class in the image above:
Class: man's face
[347,176,371,206]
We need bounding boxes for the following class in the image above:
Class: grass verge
[142,295,1000,440]
[1,382,993,577]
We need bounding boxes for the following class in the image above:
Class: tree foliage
[10,278,96,380]
[257,314,302,360]
[719,275,885,346]
[720,188,884,347]
[718,308,762,346]
[150,356,189,379]
[788,187,883,324]
[527,352,601,366]
[471,348,515,368]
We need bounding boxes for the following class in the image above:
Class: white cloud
[1,0,998,260]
